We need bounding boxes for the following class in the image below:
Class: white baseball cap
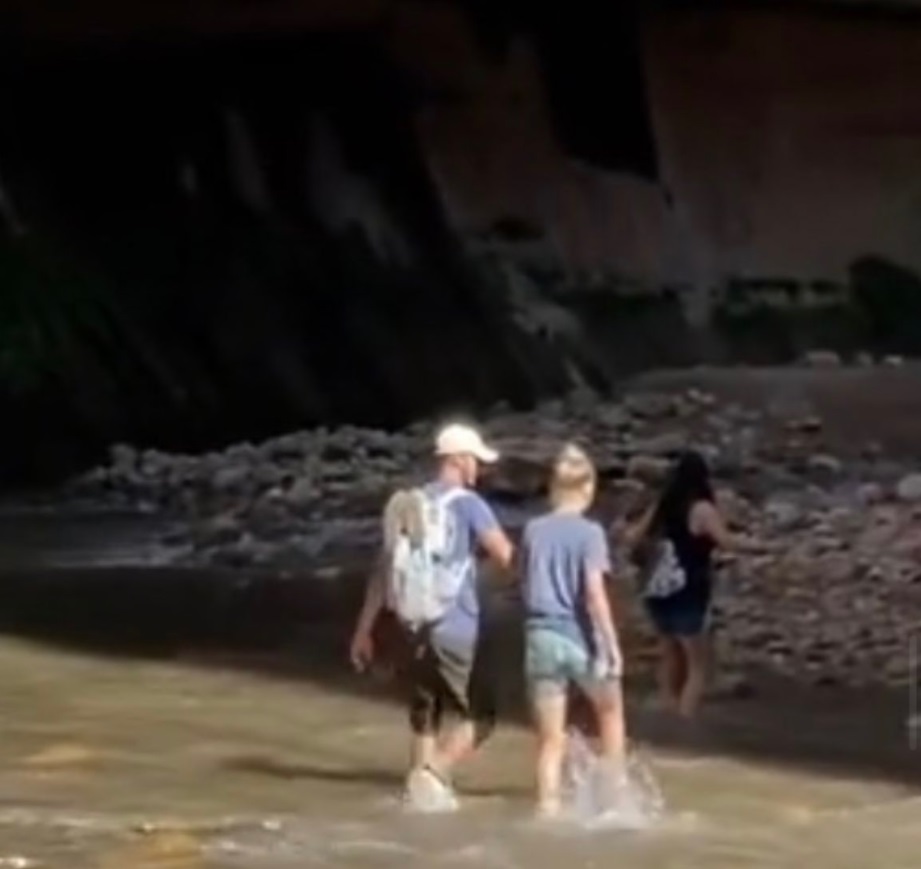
[434,422,500,464]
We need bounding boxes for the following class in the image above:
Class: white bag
[383,487,470,629]
[642,539,687,600]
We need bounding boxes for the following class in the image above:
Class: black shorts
[645,590,712,637]
[406,629,497,741]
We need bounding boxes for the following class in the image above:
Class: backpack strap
[383,486,467,553]
[421,487,473,582]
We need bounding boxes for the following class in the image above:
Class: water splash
[560,730,665,831]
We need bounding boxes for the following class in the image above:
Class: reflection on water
[0,500,537,572]
[0,509,183,569]
[0,636,915,869]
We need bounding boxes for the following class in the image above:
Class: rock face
[68,379,921,692]
[6,3,921,487]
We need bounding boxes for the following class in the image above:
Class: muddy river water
[0,507,920,868]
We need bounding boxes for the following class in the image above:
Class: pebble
[802,350,842,368]
[896,473,921,502]
[763,498,802,531]
[626,455,671,484]
[807,454,843,476]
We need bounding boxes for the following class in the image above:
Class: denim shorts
[525,625,622,696]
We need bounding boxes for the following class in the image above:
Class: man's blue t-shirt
[421,481,500,651]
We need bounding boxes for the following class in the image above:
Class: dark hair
[651,449,714,534]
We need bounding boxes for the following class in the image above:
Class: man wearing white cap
[350,422,514,811]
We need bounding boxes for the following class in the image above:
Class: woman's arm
[585,567,619,662]
[584,524,621,669]
[690,501,767,553]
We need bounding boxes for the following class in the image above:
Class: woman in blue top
[520,443,625,817]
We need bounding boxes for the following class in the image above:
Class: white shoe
[403,766,459,814]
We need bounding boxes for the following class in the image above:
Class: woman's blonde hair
[549,442,597,511]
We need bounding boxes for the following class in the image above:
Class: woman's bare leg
[677,634,709,719]
[657,635,686,711]
[588,679,627,768]
[583,678,628,811]
[532,686,568,816]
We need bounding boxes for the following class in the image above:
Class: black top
[659,506,715,608]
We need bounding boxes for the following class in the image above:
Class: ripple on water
[208,825,523,869]
[209,821,419,868]
[433,842,518,868]
[202,736,674,868]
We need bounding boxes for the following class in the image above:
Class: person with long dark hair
[626,450,757,719]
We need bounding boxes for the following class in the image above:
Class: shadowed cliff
[0,32,591,486]
[4,1,921,487]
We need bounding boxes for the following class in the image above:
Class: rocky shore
[64,364,921,691]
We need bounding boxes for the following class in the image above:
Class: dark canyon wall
[2,1,921,485]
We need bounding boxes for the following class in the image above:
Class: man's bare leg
[411,733,437,770]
